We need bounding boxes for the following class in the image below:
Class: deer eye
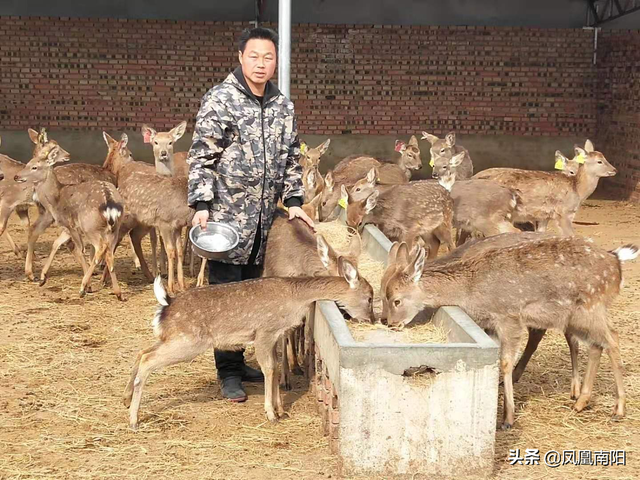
[154,141,158,145]
[31,166,38,171]
[355,187,361,192]
[440,149,445,154]
[597,161,603,164]
[169,142,173,146]
[394,299,401,307]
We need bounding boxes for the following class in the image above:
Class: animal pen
[2,1,640,479]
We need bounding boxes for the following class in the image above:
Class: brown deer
[264,202,361,390]
[331,136,422,187]
[382,236,637,429]
[473,141,616,235]
[422,131,474,180]
[14,146,124,299]
[319,168,382,222]
[341,180,455,259]
[382,232,582,397]
[140,121,188,177]
[124,256,375,429]
[117,168,194,294]
[299,139,330,170]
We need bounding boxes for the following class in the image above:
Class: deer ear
[316,234,331,269]
[450,152,465,167]
[574,146,587,161]
[46,146,69,166]
[421,131,438,145]
[395,140,406,153]
[340,183,349,203]
[364,190,379,214]
[103,131,117,148]
[120,133,129,149]
[28,128,39,144]
[404,246,426,284]
[141,124,156,144]
[584,139,594,153]
[366,167,377,184]
[339,257,360,289]
[387,242,401,266]
[317,138,330,156]
[170,121,187,141]
[324,170,334,190]
[445,132,456,148]
[396,242,410,269]
[408,135,419,147]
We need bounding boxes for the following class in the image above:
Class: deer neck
[575,167,600,202]
[36,169,63,220]
[155,155,175,176]
[418,267,470,309]
[292,276,352,304]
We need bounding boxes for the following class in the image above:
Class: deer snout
[159,151,169,160]
[608,167,618,176]
[0,171,4,181]
[14,174,26,183]
[379,316,388,326]
[431,172,439,179]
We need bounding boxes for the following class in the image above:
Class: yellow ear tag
[554,158,565,170]
[429,159,435,168]
[338,198,347,209]
[300,143,308,154]
[576,153,585,164]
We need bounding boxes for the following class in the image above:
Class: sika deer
[422,131,474,180]
[299,139,330,170]
[141,121,188,177]
[383,236,637,429]
[118,169,194,294]
[473,141,616,235]
[14,146,124,299]
[264,205,361,389]
[341,180,455,259]
[319,168,381,222]
[124,256,375,429]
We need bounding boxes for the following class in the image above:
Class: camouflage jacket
[187,68,304,265]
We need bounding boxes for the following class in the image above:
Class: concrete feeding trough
[311,224,500,478]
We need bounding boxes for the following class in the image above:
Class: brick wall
[0,16,596,137]
[596,30,640,201]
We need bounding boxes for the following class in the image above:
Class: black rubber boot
[242,365,264,383]
[220,376,247,403]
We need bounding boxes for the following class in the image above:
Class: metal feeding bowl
[189,222,239,260]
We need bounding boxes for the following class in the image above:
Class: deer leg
[149,228,158,277]
[500,331,523,430]
[130,226,154,282]
[127,338,207,430]
[304,305,316,379]
[605,330,626,419]
[159,231,168,276]
[105,246,123,301]
[279,335,292,391]
[287,329,303,375]
[160,230,177,294]
[558,214,575,236]
[566,333,581,399]
[3,230,22,258]
[273,344,285,417]
[25,210,54,282]
[39,230,72,286]
[174,229,185,291]
[512,328,546,384]
[127,235,141,269]
[80,241,107,298]
[574,343,603,413]
[196,258,207,287]
[254,336,279,423]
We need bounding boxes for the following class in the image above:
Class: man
[187,27,315,402]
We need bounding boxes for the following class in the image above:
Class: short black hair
[238,27,279,53]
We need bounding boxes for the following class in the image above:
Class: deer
[422,131,474,180]
[473,140,616,235]
[331,135,422,187]
[299,139,330,170]
[124,254,375,429]
[264,198,361,390]
[13,145,125,299]
[9,129,118,281]
[102,132,168,281]
[340,179,455,259]
[140,121,189,177]
[382,235,637,429]
[117,167,195,295]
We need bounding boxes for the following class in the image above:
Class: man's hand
[192,210,209,229]
[288,206,315,230]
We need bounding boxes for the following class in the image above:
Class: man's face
[239,39,277,87]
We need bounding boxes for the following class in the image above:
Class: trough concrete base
[312,224,500,477]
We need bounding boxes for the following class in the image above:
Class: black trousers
[209,221,263,380]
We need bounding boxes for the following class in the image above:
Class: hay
[349,321,449,344]
[1,201,640,479]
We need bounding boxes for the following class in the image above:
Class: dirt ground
[1,197,639,479]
